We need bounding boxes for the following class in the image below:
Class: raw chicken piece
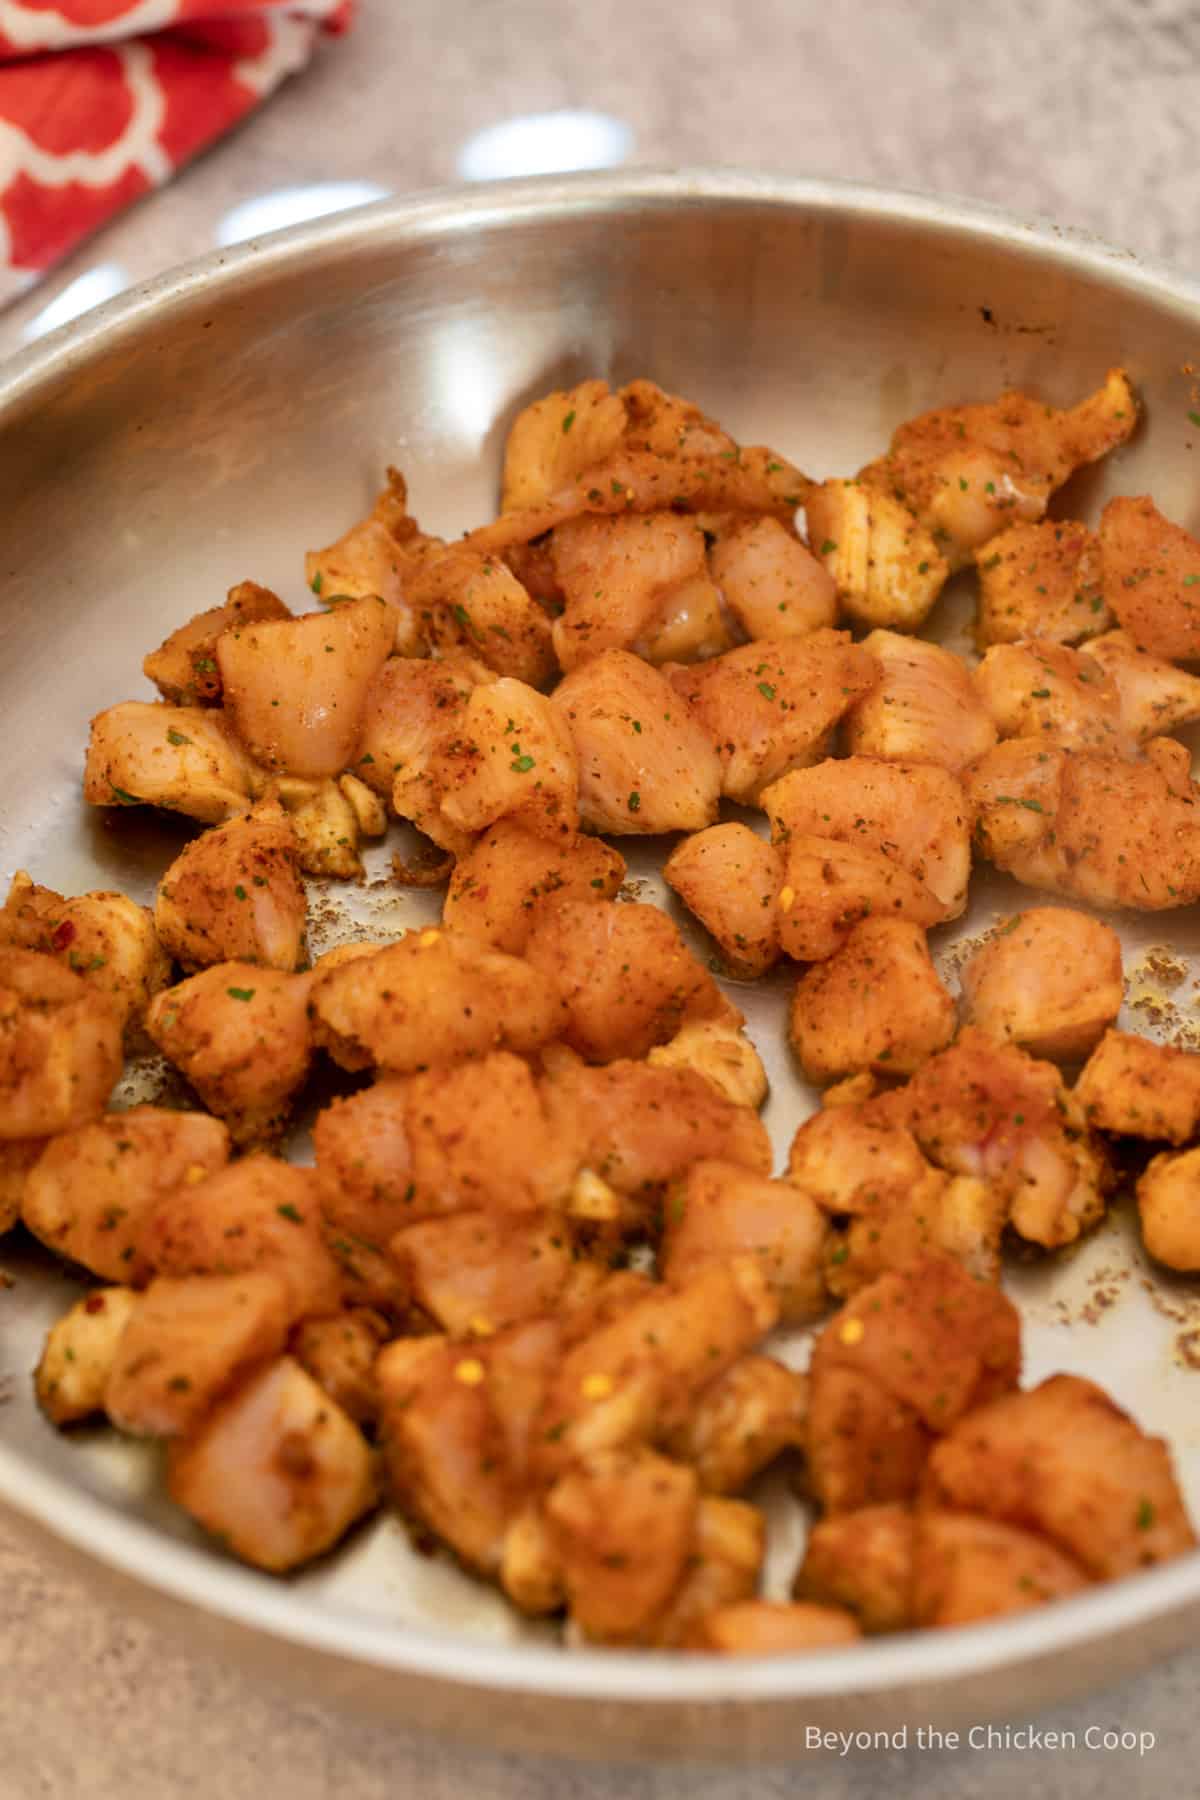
[265,775,374,880]
[688,1601,861,1655]
[1099,495,1200,659]
[845,630,996,771]
[708,515,837,639]
[974,519,1109,647]
[973,640,1128,751]
[430,676,579,842]
[0,950,122,1140]
[662,822,783,978]
[34,1287,139,1426]
[501,379,628,512]
[637,570,732,665]
[143,580,292,706]
[769,835,947,963]
[960,907,1123,1061]
[794,1503,915,1634]
[788,918,956,1082]
[805,480,949,630]
[0,1139,42,1234]
[304,466,429,655]
[922,1373,1195,1580]
[1075,1029,1200,1144]
[442,820,625,954]
[661,1158,828,1324]
[550,511,707,670]
[408,546,556,687]
[665,630,878,804]
[551,650,721,835]
[0,871,170,1033]
[154,800,307,973]
[1084,629,1200,739]
[392,1209,581,1336]
[646,1016,768,1112]
[84,701,260,823]
[912,1512,1089,1628]
[651,1496,764,1649]
[662,1356,809,1494]
[355,651,485,804]
[1137,1148,1200,1271]
[290,1310,390,1427]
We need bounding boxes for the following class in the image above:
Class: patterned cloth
[0,1,353,305]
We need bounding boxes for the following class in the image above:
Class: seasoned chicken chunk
[84,701,260,823]
[975,519,1109,647]
[688,1601,861,1655]
[805,480,949,631]
[409,546,556,687]
[961,908,1123,1061]
[652,1495,765,1649]
[794,1503,915,1634]
[0,872,169,1033]
[1099,495,1200,660]
[973,640,1128,752]
[646,1016,768,1112]
[268,775,369,880]
[154,800,307,973]
[0,950,122,1140]
[501,378,628,512]
[143,581,292,706]
[550,511,708,670]
[430,675,579,842]
[0,1138,42,1234]
[1076,1029,1200,1144]
[35,1287,139,1426]
[922,1373,1195,1580]
[442,820,625,953]
[1137,1148,1200,1272]
[1084,629,1200,740]
[663,822,783,978]
[845,630,996,771]
[355,651,485,806]
[304,468,428,655]
[788,918,955,1082]
[661,1158,827,1324]
[665,631,878,804]
[167,1355,377,1572]
[290,1309,389,1426]
[912,1511,1089,1628]
[662,1355,808,1494]
[708,515,837,639]
[552,650,721,835]
[392,1209,580,1336]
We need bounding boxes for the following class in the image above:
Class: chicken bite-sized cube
[845,630,997,772]
[290,1309,390,1427]
[662,1354,808,1494]
[0,872,170,1033]
[304,468,429,656]
[788,918,956,1083]
[324,1227,411,1322]
[663,822,783,978]
[975,519,1108,647]
[442,819,625,953]
[794,1503,915,1634]
[0,1138,42,1234]
[154,799,307,973]
[217,594,395,779]
[665,631,878,805]
[650,1496,766,1649]
[805,1362,932,1516]
[21,1105,230,1280]
[268,775,372,880]
[708,514,837,639]
[771,834,947,963]
[407,546,556,688]
[501,378,628,512]
[689,1600,862,1655]
[1076,1029,1200,1145]
[550,511,709,670]
[0,950,123,1140]
[524,897,721,1064]
[143,580,293,706]
[34,1286,139,1426]
[167,1355,377,1573]
[805,480,949,631]
[355,649,485,805]
[1099,494,1200,660]
[430,675,579,842]
[145,964,313,1144]
[922,1373,1195,1580]
[1137,1147,1200,1270]
[84,701,262,824]
[645,1016,769,1111]
[973,640,1128,752]
[912,1511,1090,1629]
[308,929,566,1074]
[551,650,721,835]
[137,1155,342,1321]
[638,570,732,665]
[311,1076,418,1246]
[391,1209,580,1336]
[960,907,1123,1061]
[105,1271,292,1437]
[661,1159,827,1325]
[1084,628,1200,739]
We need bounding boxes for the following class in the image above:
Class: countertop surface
[4,1,1200,1794]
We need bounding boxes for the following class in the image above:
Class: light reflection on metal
[457,110,633,182]
[22,263,129,340]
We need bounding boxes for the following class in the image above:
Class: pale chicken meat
[34,1286,139,1426]
[911,1511,1090,1629]
[290,1310,390,1427]
[708,515,838,639]
[550,511,708,670]
[688,1600,861,1655]
[442,819,625,954]
[304,466,429,655]
[660,1158,828,1324]
[637,569,732,665]
[794,1503,915,1634]
[804,479,949,631]
[974,519,1109,647]
[788,917,956,1082]
[973,640,1130,752]
[1075,1029,1200,1144]
[650,1495,765,1649]
[143,581,292,706]
[960,907,1124,1061]
[662,1356,808,1495]
[354,650,485,805]
[844,630,997,771]
[665,630,879,805]
[0,950,122,1140]
[430,675,579,842]
[267,773,377,881]
[1084,629,1200,740]
[0,871,170,1033]
[154,800,307,972]
[391,1209,583,1336]
[406,545,556,688]
[551,649,721,835]
[1136,1148,1200,1272]
[501,378,629,512]
[84,701,261,823]
[770,834,947,963]
[662,822,783,978]
[1099,494,1200,660]
[0,1139,42,1234]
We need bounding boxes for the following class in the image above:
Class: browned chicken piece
[665,631,879,804]
[845,630,997,771]
[663,822,783,978]
[1076,1029,1200,1144]
[689,1601,862,1655]
[312,1078,416,1243]
[84,701,262,823]
[145,964,313,1143]
[922,1373,1196,1580]
[0,871,170,1033]
[550,511,708,670]
[406,546,556,688]
[973,641,1129,752]
[105,1271,292,1436]
[34,1286,139,1426]
[308,929,566,1074]
[806,1255,1021,1514]
[167,1355,377,1573]
[660,1158,828,1325]
[1085,628,1200,737]
[661,1355,808,1494]
[429,676,580,843]
[217,595,395,779]
[859,368,1137,570]
[794,1503,915,1633]
[975,519,1109,647]
[290,1309,390,1427]
[21,1106,229,1281]
[551,649,722,835]
[391,1209,580,1336]
[1137,1148,1200,1272]
[788,918,956,1083]
[524,898,722,1064]
[964,740,1200,910]
[912,1510,1090,1628]
[1099,495,1200,660]
[805,480,950,631]
[154,799,307,973]
[137,1154,342,1321]
[304,468,430,656]
[143,580,292,705]
[354,649,485,807]
[0,1138,42,1234]
[960,907,1123,1061]
[442,820,625,953]
[651,1496,765,1648]
[501,378,629,512]
[0,950,122,1140]
[708,515,838,639]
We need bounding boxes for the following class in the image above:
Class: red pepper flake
[51,919,77,952]
[84,1294,106,1314]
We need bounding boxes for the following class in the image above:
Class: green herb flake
[1137,1497,1156,1530]
[511,753,536,773]
[166,728,192,747]
[195,657,217,675]
[110,787,140,806]
[310,570,324,595]
[276,1203,304,1224]
[1185,575,1200,588]
[561,409,576,434]
[1189,411,1200,429]
[628,790,641,814]
[819,538,838,556]
[1030,687,1051,698]
[227,986,256,1002]
[757,681,777,701]
[233,884,247,901]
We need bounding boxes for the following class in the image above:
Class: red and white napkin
[0,1,353,308]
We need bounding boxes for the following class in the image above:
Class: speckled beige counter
[5,2,1200,1794]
